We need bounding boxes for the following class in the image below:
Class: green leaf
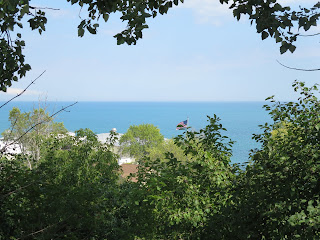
[291,12,298,20]
[20,4,29,16]
[117,36,125,45]
[280,45,288,54]
[103,14,109,22]
[273,3,282,11]
[78,28,85,37]
[289,45,296,53]
[261,31,269,40]
[86,26,96,34]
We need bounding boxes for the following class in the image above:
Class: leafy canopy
[120,123,164,160]
[229,81,320,239]
[2,106,67,169]
[2,82,320,238]
[0,129,122,240]
[147,138,191,163]
[129,116,235,239]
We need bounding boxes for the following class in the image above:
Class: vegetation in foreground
[1,81,320,239]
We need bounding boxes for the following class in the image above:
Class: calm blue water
[0,101,271,164]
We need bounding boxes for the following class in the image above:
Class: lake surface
[0,101,272,164]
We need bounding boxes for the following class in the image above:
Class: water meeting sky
[0,0,319,102]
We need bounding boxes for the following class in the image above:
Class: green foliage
[2,106,68,169]
[0,37,30,91]
[120,123,164,160]
[147,138,191,163]
[2,82,320,239]
[229,0,320,54]
[0,0,45,91]
[130,116,235,239]
[0,130,122,240]
[176,115,234,162]
[126,85,320,239]
[1,0,319,89]
[270,121,292,138]
[230,81,320,239]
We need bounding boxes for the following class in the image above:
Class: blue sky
[0,0,319,101]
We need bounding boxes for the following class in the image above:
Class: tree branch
[0,102,78,153]
[1,182,34,199]
[0,70,46,109]
[17,223,55,240]
[16,215,74,240]
[299,32,320,37]
[29,6,60,11]
[276,60,320,71]
[6,115,19,142]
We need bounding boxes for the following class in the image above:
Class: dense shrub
[231,81,320,239]
[0,129,121,239]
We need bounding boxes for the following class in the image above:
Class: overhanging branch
[29,6,60,11]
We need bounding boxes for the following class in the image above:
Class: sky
[0,0,319,102]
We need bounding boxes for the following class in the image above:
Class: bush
[131,116,236,239]
[232,81,320,239]
[0,129,122,239]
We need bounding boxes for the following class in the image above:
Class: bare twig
[79,6,83,19]
[29,6,60,11]
[0,70,46,109]
[1,182,34,199]
[16,215,73,240]
[277,60,320,71]
[0,102,78,153]
[17,223,55,240]
[7,116,19,142]
[299,32,320,37]
[5,30,12,46]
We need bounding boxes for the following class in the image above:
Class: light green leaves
[245,81,320,238]
[120,123,164,160]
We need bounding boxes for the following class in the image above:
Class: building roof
[120,163,138,182]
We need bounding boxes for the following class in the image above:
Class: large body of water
[0,101,272,164]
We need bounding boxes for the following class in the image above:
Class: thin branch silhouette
[0,70,46,109]
[0,102,78,153]
[277,60,320,71]
[1,183,34,199]
[29,6,60,11]
[16,215,73,240]
[6,116,19,143]
[299,32,320,37]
